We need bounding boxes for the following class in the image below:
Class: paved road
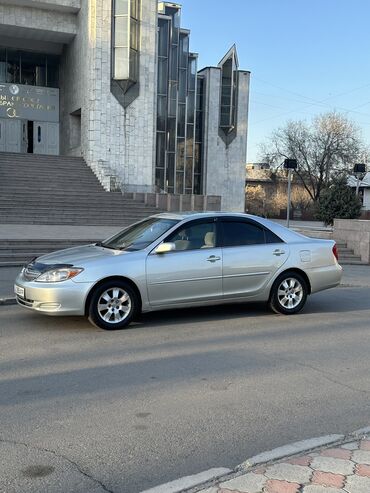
[1,287,370,492]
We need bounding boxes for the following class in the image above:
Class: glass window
[155,167,165,190]
[101,217,179,251]
[178,68,187,103]
[265,229,284,244]
[222,221,265,247]
[0,48,7,83]
[185,157,193,188]
[129,48,138,81]
[176,171,184,194]
[167,152,175,188]
[179,34,189,69]
[130,18,138,50]
[167,117,176,152]
[6,50,20,84]
[176,138,185,170]
[156,132,166,167]
[130,0,138,19]
[21,51,46,86]
[157,57,168,95]
[187,91,195,124]
[157,96,167,132]
[114,47,129,79]
[177,103,186,137]
[115,0,129,15]
[158,19,170,57]
[115,16,129,46]
[166,221,216,251]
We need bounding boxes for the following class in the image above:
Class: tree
[259,112,368,202]
[317,175,362,225]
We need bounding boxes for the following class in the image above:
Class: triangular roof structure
[218,44,239,69]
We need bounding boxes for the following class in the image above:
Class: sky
[179,0,370,162]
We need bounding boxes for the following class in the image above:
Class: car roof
[152,211,317,243]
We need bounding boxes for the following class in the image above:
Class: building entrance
[0,118,59,155]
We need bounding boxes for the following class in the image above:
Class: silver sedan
[14,212,342,330]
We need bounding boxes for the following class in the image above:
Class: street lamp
[354,163,366,196]
[283,159,298,228]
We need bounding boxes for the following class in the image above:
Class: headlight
[35,268,84,283]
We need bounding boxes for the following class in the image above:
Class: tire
[269,271,308,315]
[88,280,139,330]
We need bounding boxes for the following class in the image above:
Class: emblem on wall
[9,85,20,95]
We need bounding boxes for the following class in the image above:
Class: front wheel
[88,280,138,330]
[269,272,308,315]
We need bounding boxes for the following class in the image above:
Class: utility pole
[283,159,298,228]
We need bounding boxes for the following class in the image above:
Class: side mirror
[155,242,176,254]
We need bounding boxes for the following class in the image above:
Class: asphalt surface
[1,287,370,493]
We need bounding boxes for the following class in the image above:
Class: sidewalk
[194,430,370,493]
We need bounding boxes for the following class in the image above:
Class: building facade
[0,0,250,211]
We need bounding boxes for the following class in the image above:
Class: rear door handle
[207,255,221,262]
[273,249,286,256]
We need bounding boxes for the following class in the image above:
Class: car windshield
[99,217,179,251]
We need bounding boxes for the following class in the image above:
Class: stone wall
[334,219,370,264]
[200,67,250,212]
[60,0,157,190]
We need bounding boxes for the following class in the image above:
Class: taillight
[332,243,339,262]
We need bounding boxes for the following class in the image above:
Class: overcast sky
[180,0,370,162]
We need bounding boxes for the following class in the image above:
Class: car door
[220,218,290,299]
[146,218,223,306]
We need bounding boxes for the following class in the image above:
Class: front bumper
[14,274,93,316]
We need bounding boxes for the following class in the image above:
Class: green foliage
[317,176,362,226]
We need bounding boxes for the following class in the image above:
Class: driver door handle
[207,255,221,262]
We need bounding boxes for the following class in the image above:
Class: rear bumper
[307,263,342,294]
[15,275,92,316]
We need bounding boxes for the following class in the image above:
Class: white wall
[200,67,250,212]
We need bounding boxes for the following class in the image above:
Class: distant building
[348,173,370,212]
[0,0,250,211]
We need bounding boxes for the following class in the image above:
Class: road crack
[0,436,115,493]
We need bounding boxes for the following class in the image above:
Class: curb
[0,297,17,306]
[144,426,370,493]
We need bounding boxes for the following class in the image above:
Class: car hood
[33,244,126,266]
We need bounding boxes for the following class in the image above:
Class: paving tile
[265,479,300,493]
[341,442,359,451]
[264,463,312,483]
[301,486,344,493]
[355,463,370,477]
[312,470,345,488]
[352,450,370,465]
[220,472,267,493]
[310,456,354,475]
[359,440,370,451]
[345,474,370,493]
[321,448,352,460]
[286,456,312,466]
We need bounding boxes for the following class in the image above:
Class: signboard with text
[0,83,59,123]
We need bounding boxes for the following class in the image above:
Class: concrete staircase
[336,241,365,265]
[0,152,160,225]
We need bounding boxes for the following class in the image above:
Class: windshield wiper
[95,241,116,250]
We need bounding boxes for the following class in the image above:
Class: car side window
[166,221,216,251]
[222,221,265,247]
[265,229,284,244]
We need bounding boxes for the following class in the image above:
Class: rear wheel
[88,280,138,330]
[269,272,308,315]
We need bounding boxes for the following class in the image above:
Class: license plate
[14,285,25,298]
